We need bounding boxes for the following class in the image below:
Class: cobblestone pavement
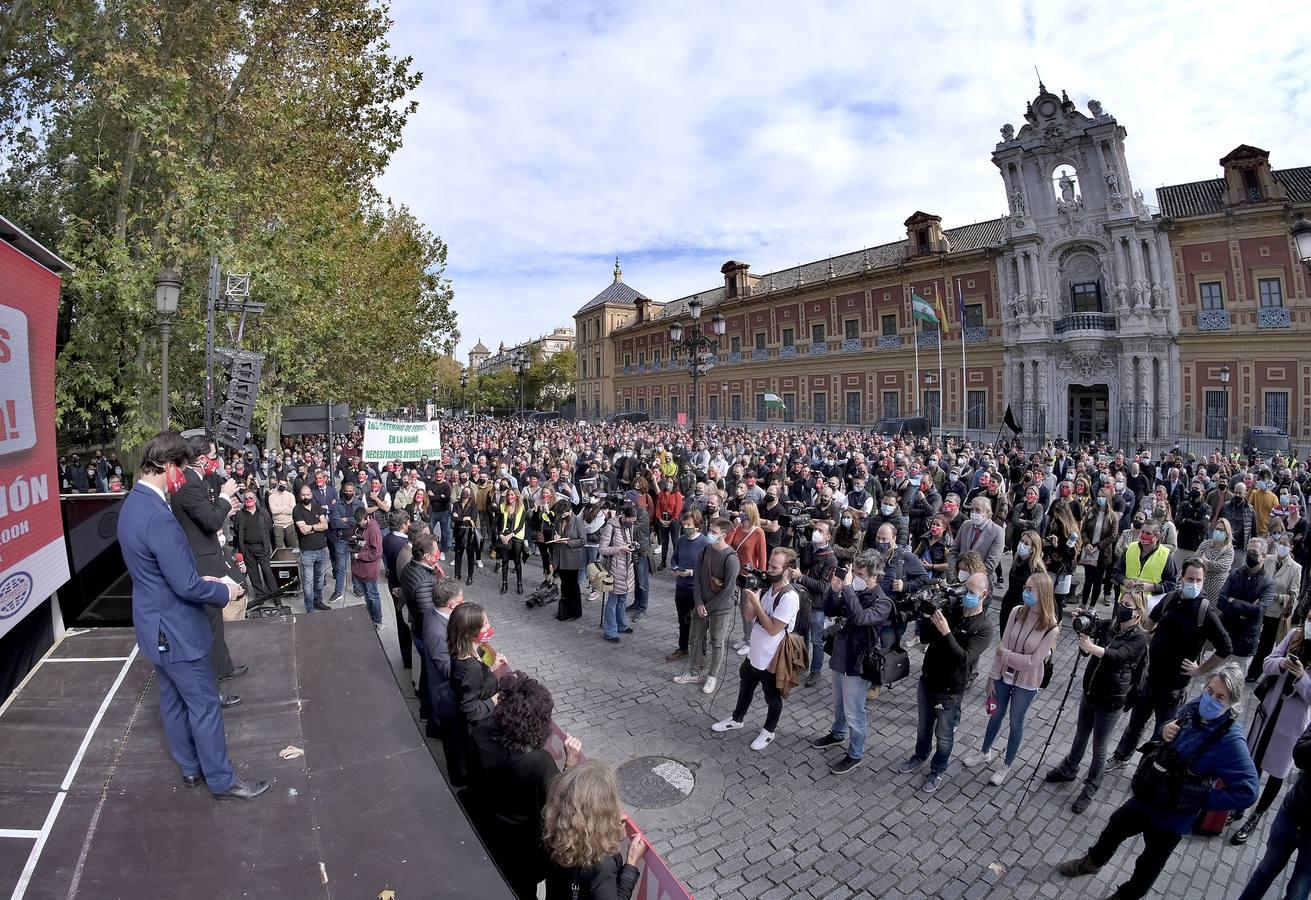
[353,553,1277,900]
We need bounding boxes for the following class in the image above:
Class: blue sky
[376,0,1311,362]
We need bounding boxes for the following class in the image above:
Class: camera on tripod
[1071,611,1097,634]
[737,564,767,592]
[777,501,811,532]
[593,491,625,512]
[904,580,967,619]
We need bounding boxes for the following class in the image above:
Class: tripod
[1017,640,1085,805]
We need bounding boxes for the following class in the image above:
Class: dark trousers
[657,520,681,565]
[535,541,553,576]
[498,538,523,586]
[1114,685,1183,761]
[1054,693,1123,795]
[244,545,277,599]
[155,655,236,794]
[1237,792,1311,900]
[674,582,695,652]
[1250,616,1284,680]
[557,570,582,620]
[1081,562,1110,604]
[392,587,413,669]
[205,603,234,678]
[454,532,480,577]
[1088,797,1183,900]
[732,658,783,732]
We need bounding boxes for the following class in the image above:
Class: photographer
[896,571,995,794]
[811,550,894,775]
[873,522,930,649]
[1045,591,1149,814]
[793,520,839,688]
[1109,558,1234,771]
[711,547,801,752]
[674,516,740,694]
[1061,665,1258,900]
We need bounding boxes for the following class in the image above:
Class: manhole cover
[616,756,695,809]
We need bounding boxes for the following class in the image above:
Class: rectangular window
[781,327,794,348]
[1204,389,1229,439]
[653,349,661,365]
[637,397,646,412]
[581,359,587,378]
[623,354,631,367]
[755,393,767,422]
[637,352,645,366]
[1258,277,1284,308]
[965,303,984,328]
[812,392,828,424]
[1265,391,1290,432]
[811,323,826,344]
[1243,168,1262,202]
[730,394,742,421]
[754,332,766,351]
[844,319,860,340]
[1199,281,1224,311]
[595,356,601,377]
[651,397,661,420]
[923,390,941,428]
[1071,281,1102,313]
[708,394,719,422]
[669,396,678,420]
[882,391,899,420]
[782,392,796,423]
[624,398,631,412]
[845,391,861,426]
[730,336,741,353]
[881,314,897,336]
[967,391,987,430]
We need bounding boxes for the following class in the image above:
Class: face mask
[909,476,922,487]
[877,540,892,552]
[1198,692,1227,721]
[476,625,495,645]
[1181,582,1202,600]
[962,592,982,610]
[765,571,784,585]
[881,504,895,516]
[710,532,723,544]
[851,575,867,592]
[1247,551,1261,569]
[1277,545,1291,559]
[1153,507,1166,520]
[943,504,958,515]
[957,569,969,583]
[811,531,824,544]
[970,512,985,525]
[164,464,187,495]
[1281,494,1291,505]
[1256,481,1267,491]
[1021,589,1038,607]
[1097,496,1107,507]
[244,498,256,508]
[1304,621,1311,641]
[684,529,698,539]
[841,517,852,528]
[301,497,312,506]
[930,526,944,537]
[1017,543,1031,559]
[1115,603,1136,624]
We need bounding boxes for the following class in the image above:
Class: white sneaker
[731,638,746,650]
[989,764,1011,786]
[736,644,750,656]
[711,717,743,733]
[751,729,776,751]
[477,560,484,569]
[962,749,996,769]
[672,673,704,684]
[702,675,718,694]
[438,552,445,562]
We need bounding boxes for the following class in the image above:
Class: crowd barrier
[484,647,694,900]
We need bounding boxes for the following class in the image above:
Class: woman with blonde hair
[999,529,1047,639]
[542,760,646,899]
[965,571,1061,786]
[1197,517,1235,602]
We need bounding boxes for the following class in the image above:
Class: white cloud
[376,0,1311,361]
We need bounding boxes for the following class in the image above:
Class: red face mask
[476,625,495,645]
[165,463,187,495]
[203,456,221,476]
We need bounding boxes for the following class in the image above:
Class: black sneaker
[1071,791,1094,815]
[1045,767,1076,784]
[1105,755,1130,772]
[327,592,343,604]
[830,755,863,775]
[812,733,845,749]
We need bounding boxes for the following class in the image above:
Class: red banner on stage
[0,239,70,640]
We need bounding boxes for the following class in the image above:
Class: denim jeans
[633,555,650,612]
[330,538,350,595]
[299,547,327,612]
[1237,792,1311,900]
[831,673,872,759]
[352,576,382,626]
[915,680,963,776]
[981,678,1038,766]
[809,608,827,673]
[431,510,453,551]
[1053,693,1123,794]
[603,591,629,639]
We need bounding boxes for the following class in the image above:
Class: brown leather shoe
[666,649,689,662]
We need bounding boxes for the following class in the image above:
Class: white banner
[362,418,441,463]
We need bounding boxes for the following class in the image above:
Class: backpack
[1125,595,1210,711]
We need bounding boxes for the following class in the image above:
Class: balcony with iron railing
[779,345,797,359]
[1054,312,1116,334]
[877,335,901,351]
[841,337,862,353]
[1198,309,1231,332]
[808,341,828,356]
[1259,306,1291,329]
[751,348,769,362]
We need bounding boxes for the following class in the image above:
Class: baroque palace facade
[573,84,1310,448]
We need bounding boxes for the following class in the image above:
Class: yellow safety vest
[1123,542,1169,595]
[500,504,526,540]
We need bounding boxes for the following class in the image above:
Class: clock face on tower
[1037,98,1059,118]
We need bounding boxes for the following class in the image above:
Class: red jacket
[655,490,684,525]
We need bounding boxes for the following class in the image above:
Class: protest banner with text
[362,418,442,463]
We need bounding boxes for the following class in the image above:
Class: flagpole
[913,317,921,419]
[957,276,967,437]
[935,284,944,433]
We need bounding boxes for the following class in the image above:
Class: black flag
[1003,404,1023,435]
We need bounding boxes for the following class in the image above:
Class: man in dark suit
[403,533,441,736]
[171,434,246,701]
[118,432,267,800]
[419,574,466,780]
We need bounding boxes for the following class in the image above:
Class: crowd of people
[164,416,1311,900]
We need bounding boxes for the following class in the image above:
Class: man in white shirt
[712,547,800,751]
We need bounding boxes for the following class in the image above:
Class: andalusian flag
[911,292,939,326]
[763,393,787,413]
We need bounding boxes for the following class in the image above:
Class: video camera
[737,563,767,592]
[777,500,811,532]
[902,579,967,619]
[592,491,626,512]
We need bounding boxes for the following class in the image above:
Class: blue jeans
[981,678,1038,766]
[299,547,327,612]
[352,575,382,626]
[330,538,350,595]
[1237,792,1311,900]
[633,556,650,612]
[831,673,871,760]
[431,510,453,551]
[810,608,827,673]
[603,591,629,639]
[915,680,962,776]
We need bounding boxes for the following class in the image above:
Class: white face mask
[811,530,824,544]
[970,512,986,525]
[851,575,867,592]
[957,569,969,583]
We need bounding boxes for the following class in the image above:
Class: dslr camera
[1071,610,1097,634]
[777,500,811,531]
[737,564,767,592]
[906,579,967,619]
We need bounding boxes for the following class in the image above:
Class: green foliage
[467,347,576,413]
[0,0,457,447]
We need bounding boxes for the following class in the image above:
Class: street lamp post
[668,297,726,442]
[1292,215,1311,270]
[510,348,529,417]
[460,372,469,415]
[924,372,937,431]
[1219,365,1231,457]
[154,265,182,430]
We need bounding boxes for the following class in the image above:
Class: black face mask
[1247,551,1261,569]
[765,571,784,584]
[301,497,312,506]
[1114,604,1136,625]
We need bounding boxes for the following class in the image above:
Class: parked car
[529,411,563,424]
[875,415,932,440]
[1242,425,1290,457]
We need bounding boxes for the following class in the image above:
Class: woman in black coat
[542,760,646,900]
[448,602,506,769]
[452,486,482,585]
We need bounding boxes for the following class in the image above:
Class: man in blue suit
[118,431,268,801]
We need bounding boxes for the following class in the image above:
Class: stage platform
[0,607,512,899]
